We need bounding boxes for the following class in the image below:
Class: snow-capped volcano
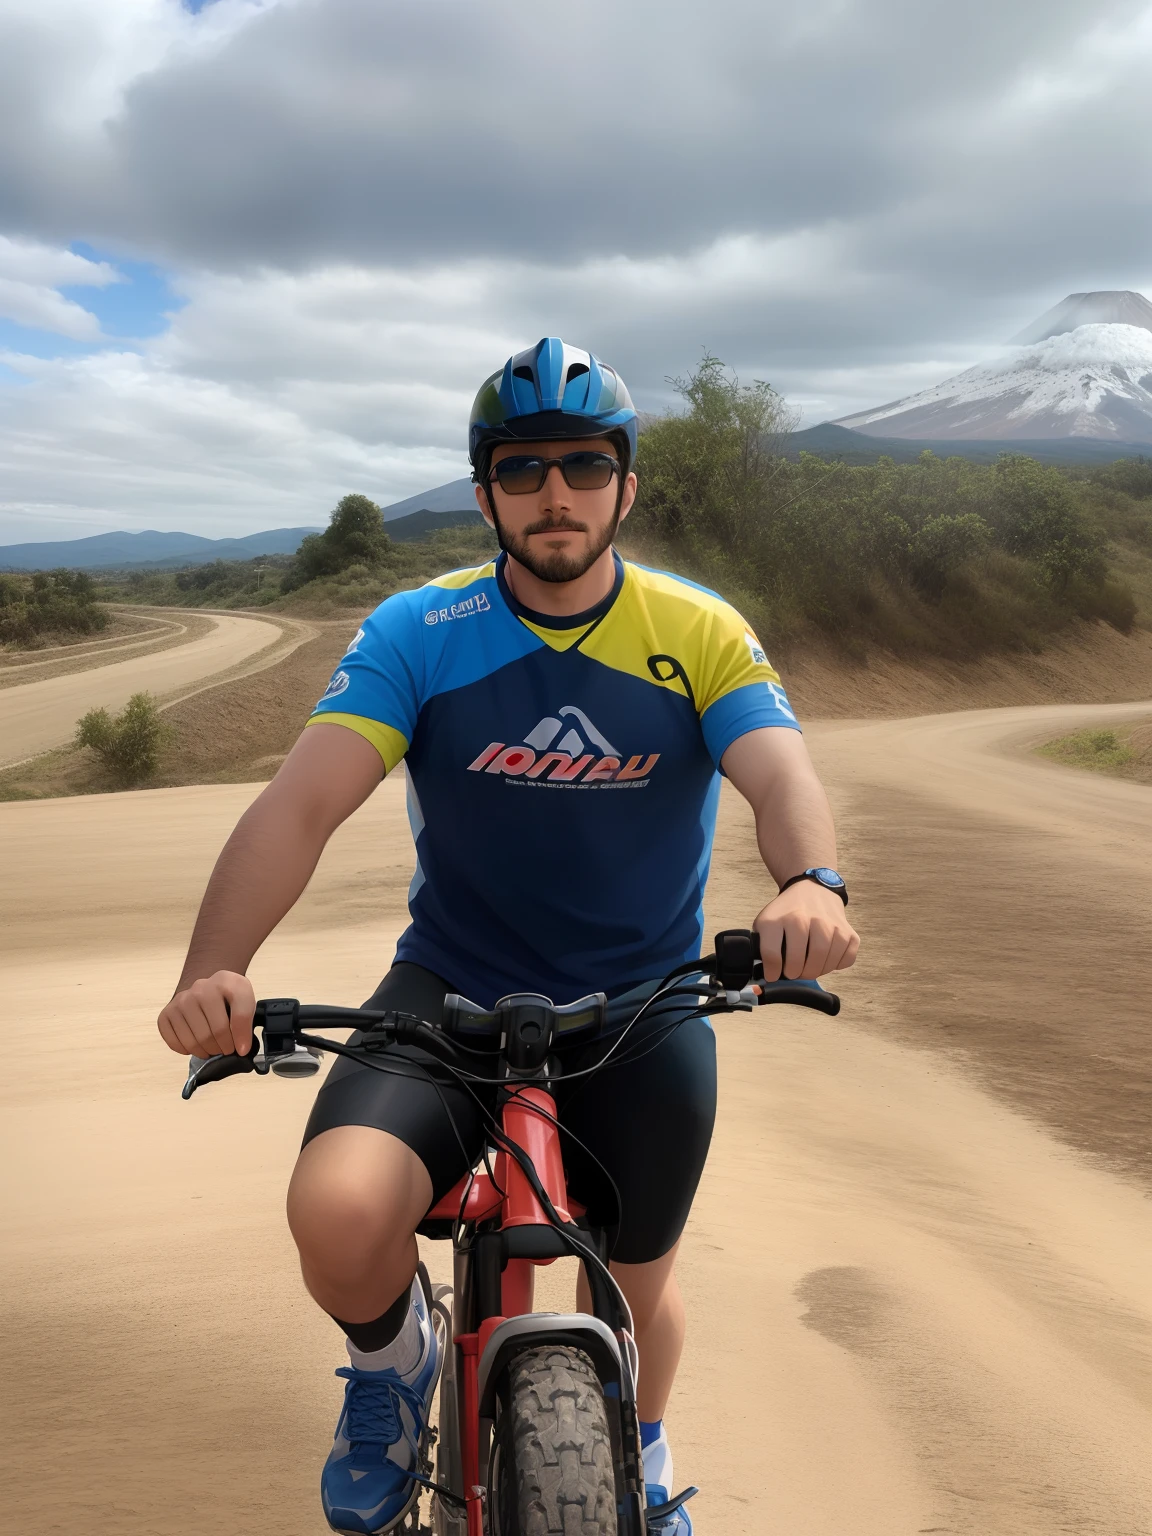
[835,292,1152,443]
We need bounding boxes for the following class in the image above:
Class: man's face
[476,437,638,585]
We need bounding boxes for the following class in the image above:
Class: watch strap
[778,870,849,906]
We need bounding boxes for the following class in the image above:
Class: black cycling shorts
[301,962,717,1265]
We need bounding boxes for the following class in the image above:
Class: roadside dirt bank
[0,610,318,791]
[10,611,1152,800]
[2,696,1151,1535]
[0,608,215,691]
[0,610,293,770]
[783,615,1152,717]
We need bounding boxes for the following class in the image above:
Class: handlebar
[181,930,841,1097]
[757,980,839,1016]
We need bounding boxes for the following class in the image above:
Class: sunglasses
[489,451,621,495]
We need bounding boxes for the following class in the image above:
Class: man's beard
[492,506,620,584]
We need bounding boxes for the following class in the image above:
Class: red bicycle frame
[423,1084,596,1535]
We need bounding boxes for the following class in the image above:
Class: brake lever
[181,1049,269,1099]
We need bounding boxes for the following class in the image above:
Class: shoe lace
[336,1365,427,1452]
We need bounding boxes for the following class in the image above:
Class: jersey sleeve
[305,595,424,772]
[697,605,799,766]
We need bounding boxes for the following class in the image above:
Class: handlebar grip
[182,1050,266,1099]
[758,982,841,1016]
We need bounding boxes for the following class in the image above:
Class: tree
[282,494,391,591]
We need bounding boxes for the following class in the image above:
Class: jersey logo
[424,592,492,625]
[766,681,797,722]
[467,705,659,788]
[320,670,350,700]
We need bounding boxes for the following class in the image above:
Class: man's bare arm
[721,727,859,981]
[158,724,385,1058]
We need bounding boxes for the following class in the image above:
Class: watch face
[811,867,845,888]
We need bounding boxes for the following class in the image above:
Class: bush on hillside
[629,359,1135,655]
[95,524,500,614]
[281,494,392,592]
[0,569,109,646]
[75,692,171,785]
[1087,456,1152,500]
[173,556,284,604]
[95,556,290,608]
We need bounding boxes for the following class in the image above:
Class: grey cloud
[3,0,1147,283]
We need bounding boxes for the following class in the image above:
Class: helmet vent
[565,362,590,382]
[512,365,535,382]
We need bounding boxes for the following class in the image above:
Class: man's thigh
[556,1012,718,1265]
[300,962,492,1205]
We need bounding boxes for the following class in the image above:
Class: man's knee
[286,1126,432,1268]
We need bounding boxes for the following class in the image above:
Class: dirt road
[2,700,1150,1535]
[0,610,284,767]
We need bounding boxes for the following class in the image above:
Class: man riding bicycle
[158,337,859,1535]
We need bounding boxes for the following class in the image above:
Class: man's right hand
[158,971,256,1058]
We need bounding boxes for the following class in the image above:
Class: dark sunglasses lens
[562,452,617,489]
[494,457,545,494]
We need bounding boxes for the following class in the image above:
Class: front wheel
[494,1345,618,1535]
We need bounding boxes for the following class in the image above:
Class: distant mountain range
[0,526,323,572]
[0,481,485,571]
[381,477,475,522]
[836,291,1152,443]
[383,477,484,542]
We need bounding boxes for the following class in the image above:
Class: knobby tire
[495,1345,617,1535]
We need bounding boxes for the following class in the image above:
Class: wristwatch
[778,867,849,905]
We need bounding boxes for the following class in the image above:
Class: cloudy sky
[2,0,1152,542]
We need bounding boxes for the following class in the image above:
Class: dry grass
[1036,716,1152,784]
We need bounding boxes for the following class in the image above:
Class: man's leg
[287,1125,431,1331]
[576,1241,683,1421]
[288,964,482,1534]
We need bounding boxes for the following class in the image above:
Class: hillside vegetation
[0,569,109,647]
[98,497,498,617]
[629,357,1141,657]
[90,359,1152,660]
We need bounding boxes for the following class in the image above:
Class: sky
[2,0,1152,542]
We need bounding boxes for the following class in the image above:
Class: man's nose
[540,463,571,509]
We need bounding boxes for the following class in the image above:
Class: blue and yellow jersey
[308,552,799,1006]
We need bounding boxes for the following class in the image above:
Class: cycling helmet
[469,337,638,479]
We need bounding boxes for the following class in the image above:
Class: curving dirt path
[1,700,1150,1535]
[0,610,290,768]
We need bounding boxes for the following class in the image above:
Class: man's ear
[474,481,496,529]
[616,471,638,525]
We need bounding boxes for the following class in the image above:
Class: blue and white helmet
[469,337,638,477]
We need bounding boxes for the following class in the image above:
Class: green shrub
[0,569,109,646]
[75,692,171,785]
[1087,456,1152,500]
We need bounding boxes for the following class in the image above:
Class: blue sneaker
[645,1484,693,1534]
[321,1282,442,1534]
[643,1421,692,1534]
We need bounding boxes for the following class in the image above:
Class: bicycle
[182,929,840,1535]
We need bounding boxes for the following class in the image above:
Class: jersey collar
[495,549,625,631]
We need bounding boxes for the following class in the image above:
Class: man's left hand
[754,882,860,981]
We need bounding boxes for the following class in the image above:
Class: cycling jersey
[307,551,800,1006]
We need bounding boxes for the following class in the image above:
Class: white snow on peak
[837,323,1152,440]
